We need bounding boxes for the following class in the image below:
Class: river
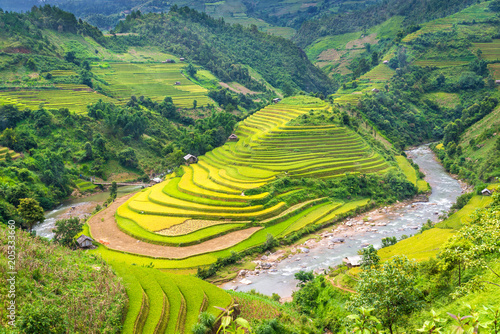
[34,185,142,239]
[221,145,463,298]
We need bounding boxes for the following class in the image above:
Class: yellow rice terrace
[88,96,397,271]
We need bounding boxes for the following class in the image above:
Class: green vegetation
[111,262,232,334]
[114,7,334,95]
[0,225,126,333]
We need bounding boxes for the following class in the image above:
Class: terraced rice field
[402,2,495,43]
[473,39,500,61]
[0,85,116,114]
[90,96,389,266]
[93,62,212,107]
[0,146,20,161]
[112,263,232,334]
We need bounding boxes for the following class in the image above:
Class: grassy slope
[395,156,430,193]
[0,225,127,332]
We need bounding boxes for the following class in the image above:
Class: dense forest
[113,7,335,94]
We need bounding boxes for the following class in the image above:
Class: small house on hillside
[371,88,380,93]
[151,177,162,184]
[272,98,281,103]
[76,235,93,249]
[162,59,175,63]
[343,255,362,268]
[174,81,181,85]
[184,154,198,164]
[180,57,186,62]
[496,80,500,85]
[482,188,492,196]
[228,134,239,142]
[383,60,389,64]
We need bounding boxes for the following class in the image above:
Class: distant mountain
[0,0,380,35]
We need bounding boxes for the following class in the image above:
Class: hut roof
[229,134,238,139]
[372,88,380,92]
[482,188,492,195]
[383,60,389,64]
[76,235,93,245]
[343,255,362,267]
[184,154,196,161]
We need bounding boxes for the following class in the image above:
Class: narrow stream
[221,145,463,298]
[34,185,142,239]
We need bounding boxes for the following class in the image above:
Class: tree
[110,181,118,200]
[53,217,83,249]
[193,99,197,109]
[186,63,197,77]
[118,148,138,168]
[349,256,423,334]
[439,236,472,286]
[360,245,380,269]
[83,142,93,161]
[294,271,314,287]
[17,198,45,232]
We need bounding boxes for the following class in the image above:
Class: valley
[1,0,500,333]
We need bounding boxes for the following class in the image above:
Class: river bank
[220,145,463,298]
[34,185,142,239]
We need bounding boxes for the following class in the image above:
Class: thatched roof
[76,235,93,246]
[343,255,362,267]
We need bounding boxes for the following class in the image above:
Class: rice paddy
[0,85,116,114]
[87,96,389,267]
[112,262,232,334]
[92,62,212,108]
[0,146,20,161]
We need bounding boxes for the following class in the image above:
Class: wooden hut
[272,98,281,103]
[228,134,239,142]
[174,81,181,85]
[383,60,389,64]
[481,188,492,196]
[496,80,500,85]
[183,154,198,164]
[343,255,362,268]
[371,88,380,93]
[180,57,186,62]
[162,59,175,63]
[76,235,93,248]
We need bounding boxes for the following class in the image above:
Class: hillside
[0,224,127,332]
[113,7,335,95]
[85,96,415,273]
[294,0,477,48]
[0,0,379,38]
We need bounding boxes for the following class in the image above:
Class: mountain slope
[113,7,336,95]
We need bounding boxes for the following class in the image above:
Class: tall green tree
[349,256,423,334]
[53,217,83,249]
[17,198,45,232]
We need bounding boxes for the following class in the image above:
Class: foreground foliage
[0,225,126,333]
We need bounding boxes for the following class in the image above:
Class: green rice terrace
[0,62,212,113]
[87,96,392,271]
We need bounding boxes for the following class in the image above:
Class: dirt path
[329,278,357,294]
[88,194,262,259]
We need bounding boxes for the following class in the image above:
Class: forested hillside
[113,6,335,95]
[294,0,478,47]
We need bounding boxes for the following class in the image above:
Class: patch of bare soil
[345,33,378,50]
[219,82,258,95]
[318,49,347,61]
[88,194,262,258]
